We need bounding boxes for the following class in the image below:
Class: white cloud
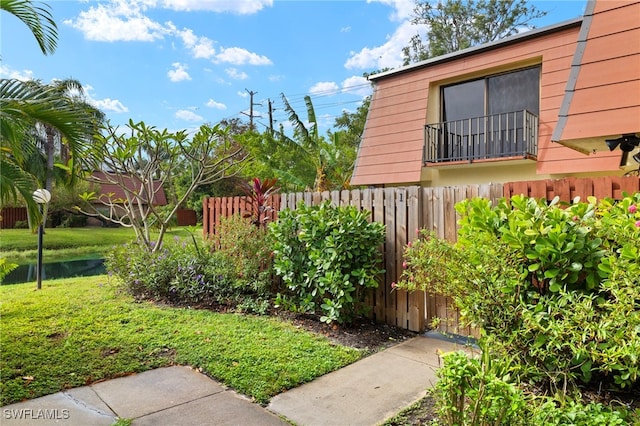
[206,99,227,110]
[342,76,373,97]
[66,1,272,75]
[345,0,425,70]
[175,28,216,59]
[161,0,273,14]
[225,67,248,80]
[65,0,169,42]
[92,98,130,113]
[237,90,249,98]
[341,26,351,33]
[175,109,203,121]
[345,20,417,70]
[309,81,340,96]
[84,85,129,113]
[0,65,34,81]
[215,47,272,65]
[167,62,191,82]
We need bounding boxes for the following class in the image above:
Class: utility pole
[268,99,274,135]
[242,89,260,130]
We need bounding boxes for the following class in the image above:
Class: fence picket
[395,188,408,329]
[406,187,425,332]
[373,188,386,322]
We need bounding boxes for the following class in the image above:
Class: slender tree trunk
[45,126,55,192]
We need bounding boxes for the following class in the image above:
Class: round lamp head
[33,188,51,204]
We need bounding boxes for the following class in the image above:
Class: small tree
[76,119,247,251]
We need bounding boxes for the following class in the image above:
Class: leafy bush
[210,215,275,300]
[106,217,274,312]
[434,345,529,426]
[0,258,18,283]
[532,399,636,426]
[434,345,637,426]
[14,220,28,229]
[269,201,385,323]
[397,194,640,393]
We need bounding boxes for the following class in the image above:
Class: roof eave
[369,18,584,81]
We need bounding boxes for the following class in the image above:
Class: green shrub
[397,194,640,394]
[269,201,385,323]
[434,344,530,426]
[532,399,636,426]
[434,346,637,426]
[150,205,178,230]
[14,220,28,229]
[106,217,274,313]
[61,213,88,228]
[211,215,275,301]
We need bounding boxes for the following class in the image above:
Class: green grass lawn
[0,226,202,263]
[0,276,361,406]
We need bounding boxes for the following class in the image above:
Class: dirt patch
[384,395,438,425]
[272,310,418,353]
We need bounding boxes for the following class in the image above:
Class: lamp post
[33,189,51,290]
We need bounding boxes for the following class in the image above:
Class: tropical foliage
[1,1,101,228]
[245,94,361,192]
[106,218,274,313]
[0,0,57,55]
[396,194,640,398]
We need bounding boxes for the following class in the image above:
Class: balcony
[423,110,538,164]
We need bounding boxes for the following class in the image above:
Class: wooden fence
[0,207,28,229]
[202,176,640,334]
[503,176,640,202]
[202,194,281,237]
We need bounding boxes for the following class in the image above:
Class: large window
[443,66,540,121]
[433,66,540,161]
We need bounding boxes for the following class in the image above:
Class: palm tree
[0,0,57,55]
[38,78,105,192]
[1,1,102,227]
[278,94,333,192]
[1,0,58,225]
[0,78,100,226]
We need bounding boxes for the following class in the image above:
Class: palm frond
[0,155,41,227]
[0,0,58,55]
[0,79,98,157]
[303,95,319,142]
[280,93,311,143]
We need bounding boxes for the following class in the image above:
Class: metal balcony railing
[423,110,538,164]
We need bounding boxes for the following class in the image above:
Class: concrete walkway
[1,336,474,425]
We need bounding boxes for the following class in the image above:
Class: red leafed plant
[241,178,279,227]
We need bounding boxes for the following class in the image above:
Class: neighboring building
[351,0,640,188]
[90,171,167,207]
[87,171,167,224]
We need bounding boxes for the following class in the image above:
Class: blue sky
[1,0,587,135]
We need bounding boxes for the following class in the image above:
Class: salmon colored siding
[352,2,635,187]
[353,72,429,185]
[553,1,640,152]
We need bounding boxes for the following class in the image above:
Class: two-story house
[351,0,640,188]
